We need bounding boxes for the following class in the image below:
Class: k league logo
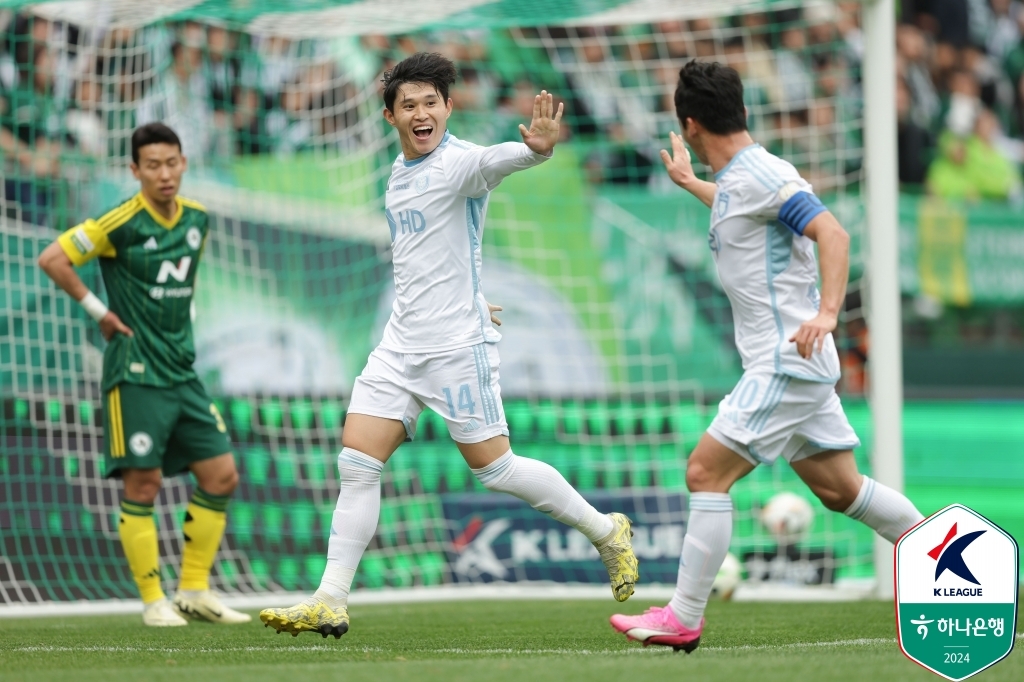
[896,504,1019,681]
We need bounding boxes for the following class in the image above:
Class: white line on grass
[13,633,1023,657]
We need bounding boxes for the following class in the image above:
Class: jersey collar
[714,143,761,181]
[137,192,184,229]
[402,130,451,167]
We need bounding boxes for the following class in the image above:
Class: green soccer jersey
[58,192,209,391]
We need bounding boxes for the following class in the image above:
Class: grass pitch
[0,599,1020,682]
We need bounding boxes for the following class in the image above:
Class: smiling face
[383,82,453,160]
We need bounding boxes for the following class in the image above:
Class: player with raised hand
[260,52,638,639]
[37,123,250,628]
[609,61,923,652]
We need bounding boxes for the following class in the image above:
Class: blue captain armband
[778,190,827,235]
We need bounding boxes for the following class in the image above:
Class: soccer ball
[711,552,743,600]
[760,492,814,543]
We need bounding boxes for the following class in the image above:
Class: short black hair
[674,60,747,135]
[131,122,182,164]
[381,52,457,111]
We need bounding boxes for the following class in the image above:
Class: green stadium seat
[48,510,62,534]
[47,399,61,423]
[242,446,270,485]
[14,399,29,421]
[561,400,583,435]
[420,409,446,440]
[403,501,427,545]
[319,401,344,431]
[535,400,557,439]
[259,399,283,431]
[273,449,297,486]
[290,502,317,548]
[444,456,469,492]
[229,399,253,436]
[77,509,94,533]
[604,445,627,490]
[320,507,334,536]
[277,557,301,591]
[656,443,685,489]
[630,445,655,488]
[614,402,638,437]
[576,445,598,490]
[417,552,446,586]
[388,553,415,588]
[262,505,284,543]
[65,456,79,478]
[249,558,271,589]
[78,401,93,425]
[303,449,329,485]
[230,502,255,546]
[358,555,386,589]
[378,500,399,547]
[415,445,442,493]
[642,404,665,436]
[304,554,327,583]
[219,559,238,588]
[290,399,314,432]
[586,402,611,437]
[505,400,534,437]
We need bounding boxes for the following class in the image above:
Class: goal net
[0,0,878,607]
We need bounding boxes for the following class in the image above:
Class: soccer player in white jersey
[260,53,638,639]
[610,61,924,652]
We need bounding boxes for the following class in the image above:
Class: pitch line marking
[12,634,1023,656]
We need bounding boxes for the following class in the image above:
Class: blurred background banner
[2,0,1024,606]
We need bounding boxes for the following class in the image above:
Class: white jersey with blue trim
[709,143,840,383]
[379,130,549,353]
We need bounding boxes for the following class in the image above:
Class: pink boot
[609,606,703,653]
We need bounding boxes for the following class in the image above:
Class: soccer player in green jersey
[38,123,250,627]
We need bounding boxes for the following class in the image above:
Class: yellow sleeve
[57,219,116,266]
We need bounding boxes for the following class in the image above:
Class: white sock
[669,492,733,629]
[471,450,614,542]
[844,476,924,544]
[316,448,384,606]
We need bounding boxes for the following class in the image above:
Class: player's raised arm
[447,90,562,197]
[788,211,850,359]
[661,131,716,208]
[518,90,563,157]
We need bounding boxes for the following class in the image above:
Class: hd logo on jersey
[895,504,1018,681]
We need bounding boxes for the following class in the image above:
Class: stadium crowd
[2,1,1024,229]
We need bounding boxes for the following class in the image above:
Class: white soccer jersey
[709,143,840,383]
[379,131,549,353]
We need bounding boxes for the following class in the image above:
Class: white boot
[174,590,252,624]
[143,598,188,627]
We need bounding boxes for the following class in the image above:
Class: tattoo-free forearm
[814,221,850,317]
[683,178,716,208]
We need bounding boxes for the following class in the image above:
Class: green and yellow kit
[57,192,230,477]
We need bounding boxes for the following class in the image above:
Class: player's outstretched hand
[99,311,134,341]
[789,311,837,359]
[660,131,697,188]
[487,302,503,326]
[519,90,563,157]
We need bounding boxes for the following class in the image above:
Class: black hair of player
[674,60,747,135]
[131,122,182,164]
[381,52,457,112]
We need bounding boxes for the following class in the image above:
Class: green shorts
[104,379,231,478]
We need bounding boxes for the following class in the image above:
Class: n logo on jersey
[156,257,192,283]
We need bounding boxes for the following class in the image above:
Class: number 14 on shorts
[442,384,476,417]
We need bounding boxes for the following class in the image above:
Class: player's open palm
[661,131,697,188]
[519,90,563,157]
[99,311,134,341]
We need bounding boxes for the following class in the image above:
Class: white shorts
[707,368,860,466]
[348,342,509,444]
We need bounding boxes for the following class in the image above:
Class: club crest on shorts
[895,503,1019,681]
[414,173,430,195]
[129,432,153,457]
[186,227,202,250]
